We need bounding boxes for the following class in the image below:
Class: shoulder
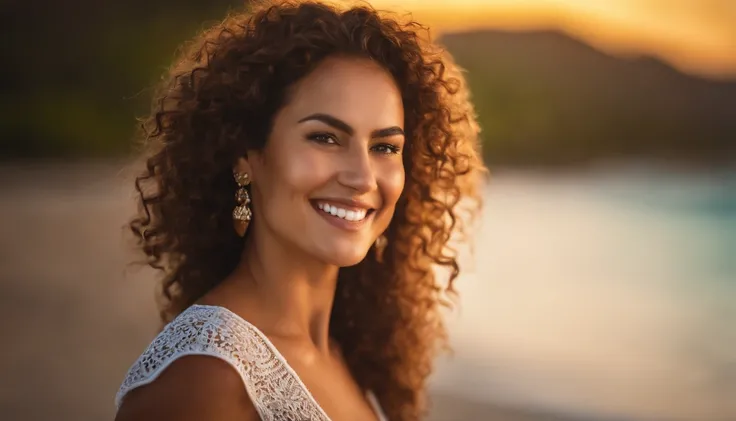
[115,305,263,421]
[116,305,248,400]
[114,355,258,421]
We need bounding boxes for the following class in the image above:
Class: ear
[233,156,253,178]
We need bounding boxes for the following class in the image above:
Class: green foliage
[1,4,734,166]
[1,0,242,158]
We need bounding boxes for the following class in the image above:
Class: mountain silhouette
[440,30,736,167]
[2,4,734,168]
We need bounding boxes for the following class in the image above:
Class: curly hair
[129,1,483,419]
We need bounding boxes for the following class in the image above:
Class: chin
[317,243,371,267]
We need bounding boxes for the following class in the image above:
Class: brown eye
[307,132,339,145]
[371,143,401,155]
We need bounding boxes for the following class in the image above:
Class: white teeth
[316,202,368,221]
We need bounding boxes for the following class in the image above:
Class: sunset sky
[369,0,736,79]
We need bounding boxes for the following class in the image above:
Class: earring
[374,234,387,262]
[233,172,252,237]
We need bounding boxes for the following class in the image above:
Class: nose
[336,147,377,194]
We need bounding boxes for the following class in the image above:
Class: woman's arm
[114,355,259,421]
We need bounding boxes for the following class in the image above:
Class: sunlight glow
[369,0,736,79]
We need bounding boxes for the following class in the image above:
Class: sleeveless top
[116,304,387,421]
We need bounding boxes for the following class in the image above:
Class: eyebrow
[297,113,404,138]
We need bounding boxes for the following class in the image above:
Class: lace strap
[115,305,256,409]
[115,304,331,421]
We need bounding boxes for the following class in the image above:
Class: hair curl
[129,1,483,419]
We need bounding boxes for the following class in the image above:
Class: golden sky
[369,0,736,79]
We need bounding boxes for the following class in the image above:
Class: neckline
[190,304,385,421]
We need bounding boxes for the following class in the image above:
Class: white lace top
[116,304,387,421]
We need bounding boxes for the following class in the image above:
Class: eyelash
[307,132,339,145]
[371,143,402,155]
[306,132,402,155]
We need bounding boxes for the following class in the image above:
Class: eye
[307,132,339,145]
[371,143,402,155]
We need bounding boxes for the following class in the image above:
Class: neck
[230,225,339,354]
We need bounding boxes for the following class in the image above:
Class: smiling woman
[234,57,408,268]
[115,1,483,421]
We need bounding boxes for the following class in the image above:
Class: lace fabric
[116,304,386,421]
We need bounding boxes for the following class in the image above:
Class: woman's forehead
[280,56,404,128]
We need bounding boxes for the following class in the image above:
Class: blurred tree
[1,2,734,167]
[1,0,243,158]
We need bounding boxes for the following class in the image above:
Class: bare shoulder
[115,355,258,421]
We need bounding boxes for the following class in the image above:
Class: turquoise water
[2,162,731,420]
[432,168,736,421]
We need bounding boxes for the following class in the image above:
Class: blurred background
[1,0,734,420]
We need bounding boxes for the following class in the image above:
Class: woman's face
[239,56,405,267]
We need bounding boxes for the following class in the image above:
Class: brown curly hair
[129,0,483,419]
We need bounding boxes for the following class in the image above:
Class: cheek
[379,160,405,207]
[266,143,333,202]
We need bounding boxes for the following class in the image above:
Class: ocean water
[0,162,733,421]
[431,168,736,421]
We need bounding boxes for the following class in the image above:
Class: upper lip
[313,197,376,211]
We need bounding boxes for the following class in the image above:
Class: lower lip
[311,203,373,232]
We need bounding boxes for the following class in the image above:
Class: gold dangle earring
[233,172,252,237]
[374,234,388,263]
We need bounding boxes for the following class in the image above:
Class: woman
[115,1,482,420]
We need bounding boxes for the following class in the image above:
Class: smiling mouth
[310,200,376,229]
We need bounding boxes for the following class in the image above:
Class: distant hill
[440,30,736,167]
[2,7,734,168]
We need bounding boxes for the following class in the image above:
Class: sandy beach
[4,161,734,421]
[0,160,603,421]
